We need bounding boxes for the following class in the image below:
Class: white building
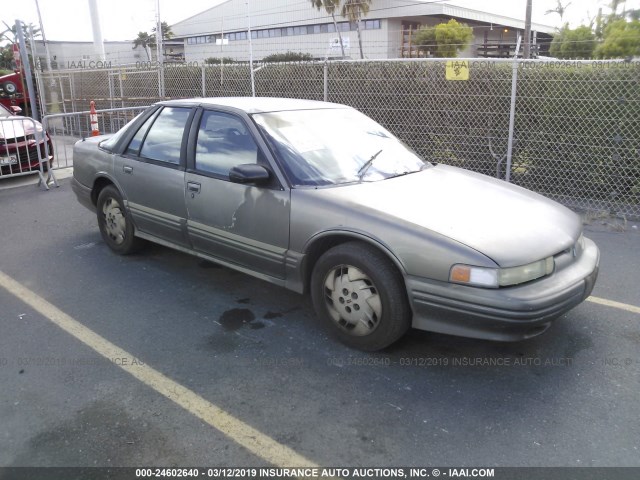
[33,41,143,69]
[171,0,555,62]
[33,40,185,70]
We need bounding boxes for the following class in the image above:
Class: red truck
[0,70,28,113]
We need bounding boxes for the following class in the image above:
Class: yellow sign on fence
[446,60,469,81]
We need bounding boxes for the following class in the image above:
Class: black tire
[3,81,17,95]
[96,185,142,255]
[311,241,411,351]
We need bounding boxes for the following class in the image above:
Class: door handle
[187,182,201,193]
[123,165,133,174]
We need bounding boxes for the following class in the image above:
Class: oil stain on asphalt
[218,309,256,331]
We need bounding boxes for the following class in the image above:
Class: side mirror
[229,164,271,185]
[10,105,22,115]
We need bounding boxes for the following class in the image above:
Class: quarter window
[125,109,160,156]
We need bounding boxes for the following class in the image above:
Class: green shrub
[262,51,313,63]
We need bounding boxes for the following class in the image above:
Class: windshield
[252,108,429,187]
[0,104,12,118]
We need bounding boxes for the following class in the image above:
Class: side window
[195,110,259,177]
[138,107,191,164]
[125,109,160,156]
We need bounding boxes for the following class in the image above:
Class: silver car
[72,97,599,351]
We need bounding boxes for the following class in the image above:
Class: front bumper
[71,177,96,213]
[0,139,53,173]
[408,237,600,341]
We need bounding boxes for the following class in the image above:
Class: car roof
[159,97,349,114]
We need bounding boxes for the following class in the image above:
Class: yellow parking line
[587,296,640,315]
[0,270,316,468]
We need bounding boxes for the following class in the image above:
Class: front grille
[0,142,47,173]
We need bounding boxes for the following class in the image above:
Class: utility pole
[523,0,533,59]
[155,0,163,65]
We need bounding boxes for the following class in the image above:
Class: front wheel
[96,185,142,255]
[311,242,411,351]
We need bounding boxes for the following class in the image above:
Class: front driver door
[185,109,290,279]
[114,106,193,247]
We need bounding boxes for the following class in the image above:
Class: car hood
[0,118,43,140]
[309,164,582,267]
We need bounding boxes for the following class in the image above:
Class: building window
[364,19,381,30]
[184,19,383,47]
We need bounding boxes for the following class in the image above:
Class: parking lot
[1,175,639,469]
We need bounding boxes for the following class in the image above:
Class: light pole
[247,0,255,97]
[34,0,53,71]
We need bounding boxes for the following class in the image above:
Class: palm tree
[1,21,41,43]
[310,0,345,58]
[152,21,174,40]
[341,0,372,59]
[545,1,572,23]
[132,31,155,60]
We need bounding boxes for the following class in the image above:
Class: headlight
[450,257,554,288]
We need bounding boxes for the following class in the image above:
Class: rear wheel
[311,242,411,351]
[96,185,142,255]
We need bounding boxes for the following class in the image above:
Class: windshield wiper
[357,149,383,181]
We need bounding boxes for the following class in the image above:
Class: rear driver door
[114,106,194,247]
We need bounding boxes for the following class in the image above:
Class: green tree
[132,31,155,60]
[0,44,14,72]
[152,21,174,40]
[310,0,345,57]
[595,19,640,58]
[414,19,473,58]
[550,25,597,59]
[340,0,372,59]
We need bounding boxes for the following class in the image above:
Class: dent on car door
[185,109,290,279]
[114,106,193,246]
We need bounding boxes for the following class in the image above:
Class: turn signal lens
[450,265,471,283]
[450,265,499,288]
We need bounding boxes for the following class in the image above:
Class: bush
[204,57,237,65]
[262,51,313,63]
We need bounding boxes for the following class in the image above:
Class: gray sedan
[72,97,599,351]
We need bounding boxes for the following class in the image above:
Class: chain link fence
[36,58,640,218]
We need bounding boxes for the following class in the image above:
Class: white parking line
[587,296,640,315]
[0,270,317,468]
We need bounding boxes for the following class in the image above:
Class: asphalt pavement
[0,176,639,469]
